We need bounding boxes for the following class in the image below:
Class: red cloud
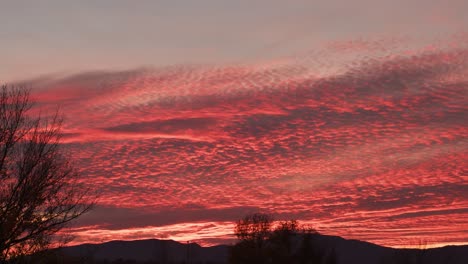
[28,43,468,248]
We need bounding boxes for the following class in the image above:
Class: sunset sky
[1,1,467,248]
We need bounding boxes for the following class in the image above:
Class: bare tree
[230,213,330,264]
[231,213,274,264]
[234,213,273,246]
[0,85,93,261]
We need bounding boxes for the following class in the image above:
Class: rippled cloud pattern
[28,39,468,248]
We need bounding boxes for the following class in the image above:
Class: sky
[1,0,467,248]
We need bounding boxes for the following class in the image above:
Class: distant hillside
[309,234,468,264]
[46,235,467,264]
[56,239,228,263]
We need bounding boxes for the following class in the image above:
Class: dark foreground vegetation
[5,213,468,264]
[0,85,93,262]
[229,213,336,264]
[228,213,468,264]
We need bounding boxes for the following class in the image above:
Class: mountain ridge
[52,234,468,264]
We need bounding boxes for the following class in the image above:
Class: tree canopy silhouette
[230,213,334,264]
[0,85,93,261]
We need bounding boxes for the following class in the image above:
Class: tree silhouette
[268,220,301,263]
[230,213,273,264]
[230,213,333,264]
[0,85,93,261]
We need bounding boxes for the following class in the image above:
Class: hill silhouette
[44,234,468,264]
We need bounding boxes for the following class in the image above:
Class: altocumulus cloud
[25,38,468,247]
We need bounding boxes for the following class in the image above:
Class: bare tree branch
[0,85,94,261]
